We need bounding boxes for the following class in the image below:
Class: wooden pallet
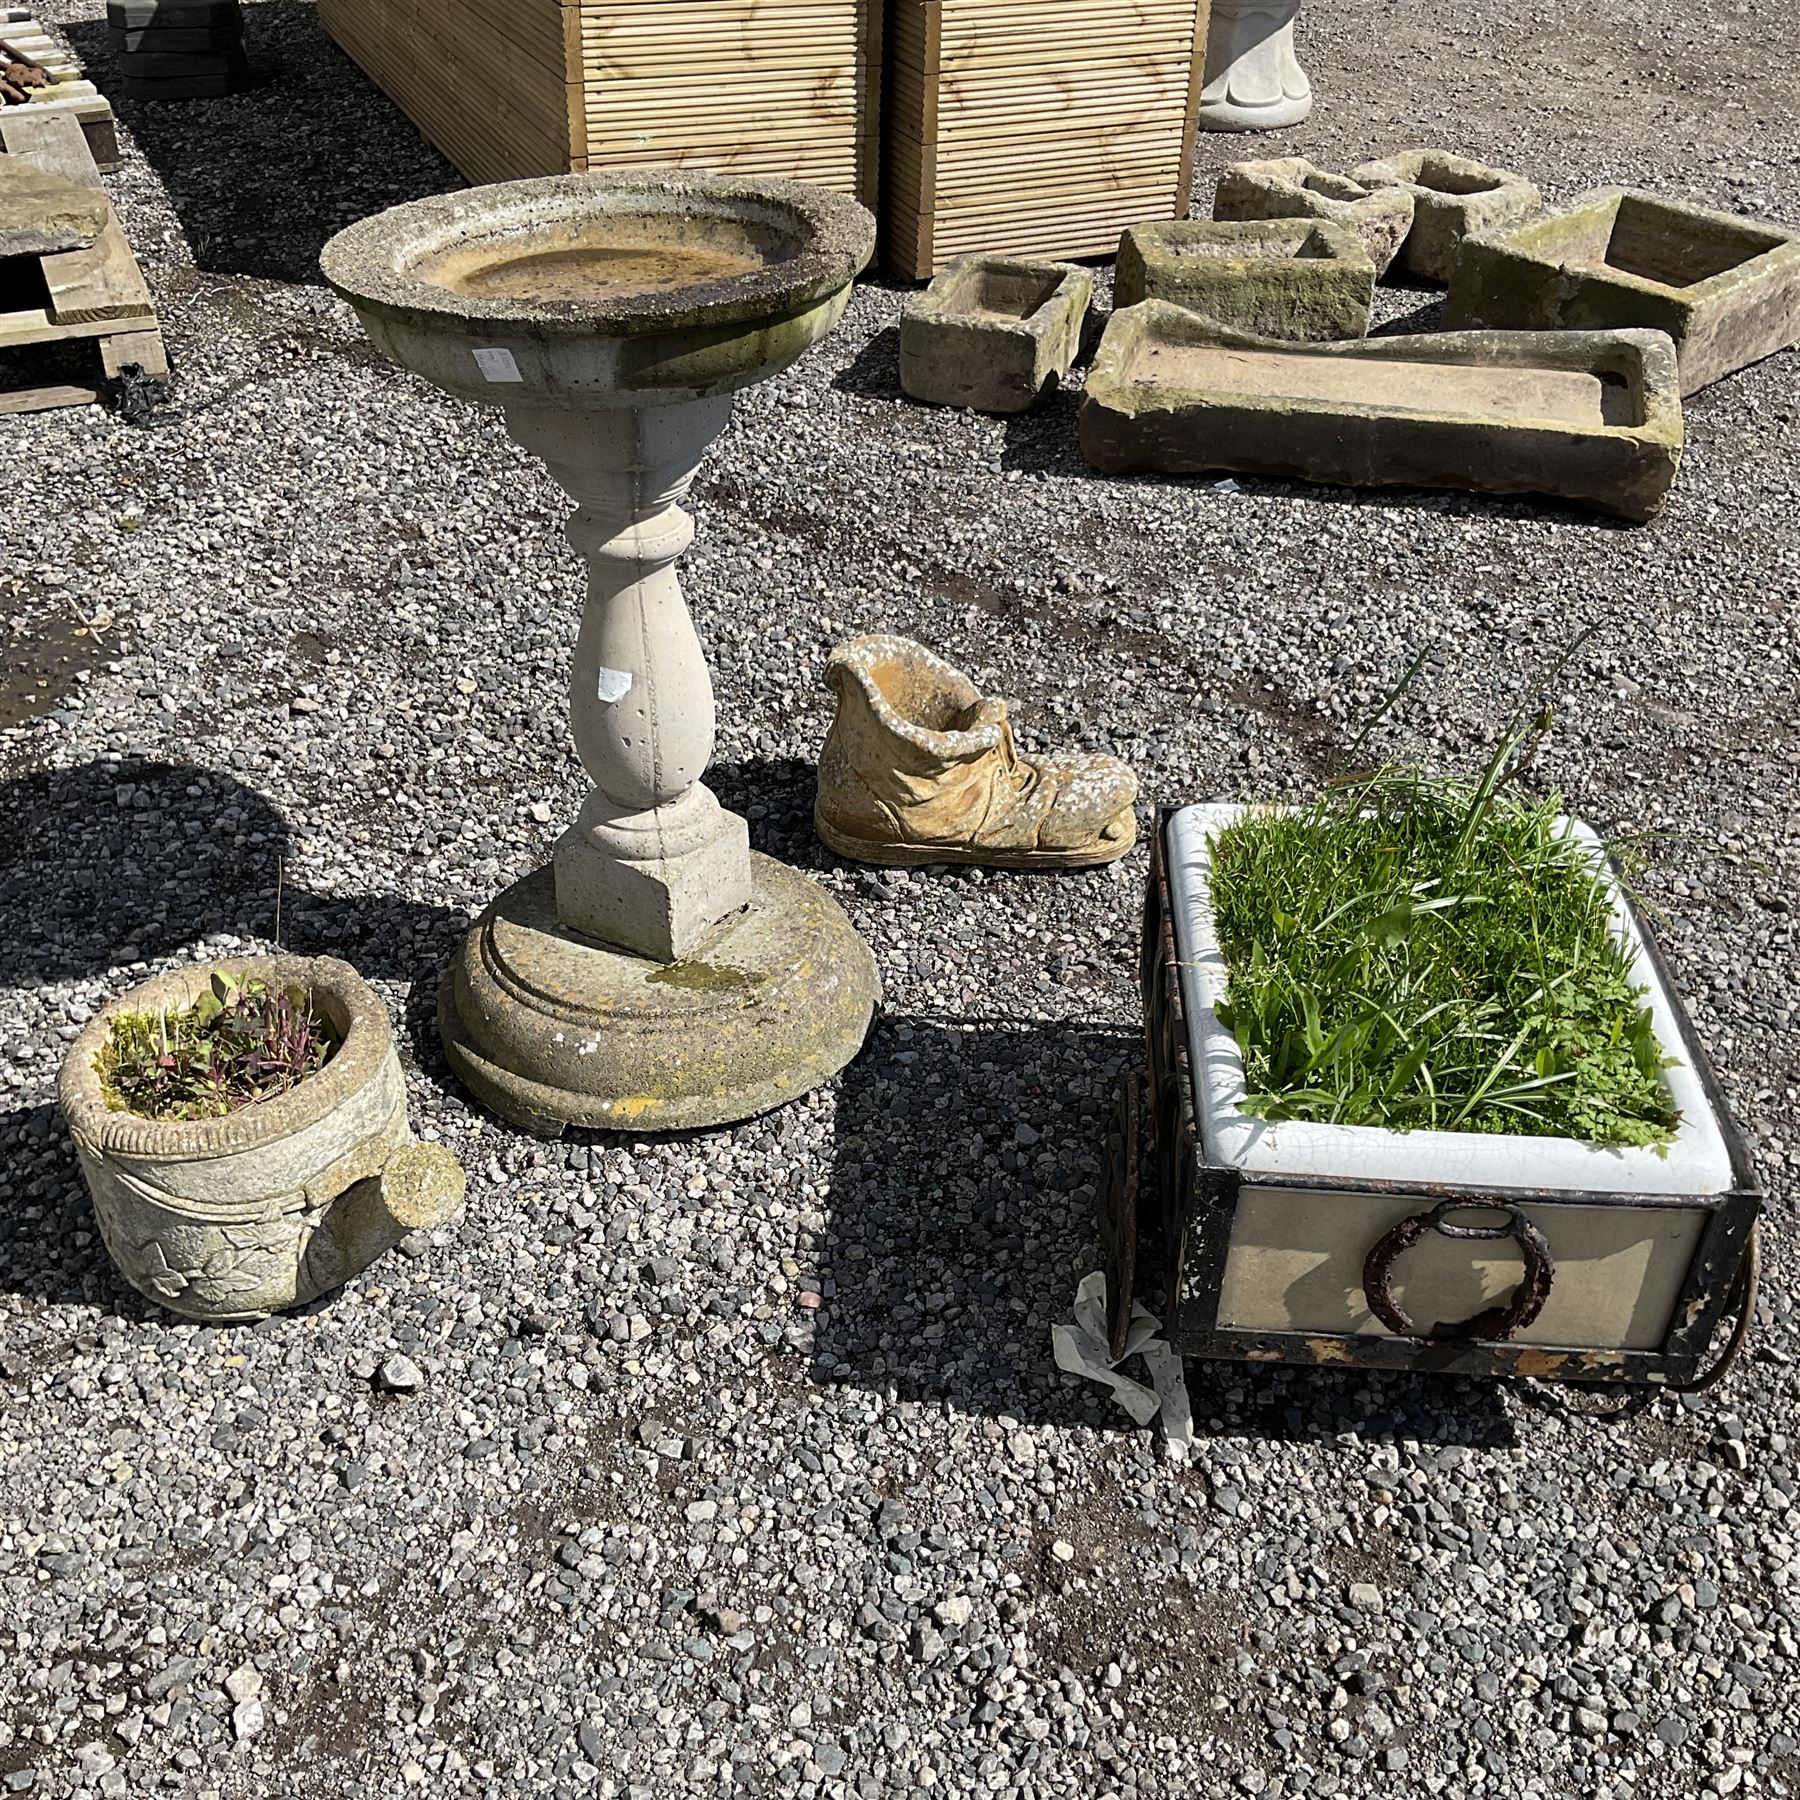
[885,0,1211,278]
[1,9,122,173]
[0,109,165,414]
[316,0,882,209]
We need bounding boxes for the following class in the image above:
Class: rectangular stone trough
[1078,301,1684,522]
[1443,187,1800,396]
[1115,218,1375,343]
[899,254,1092,413]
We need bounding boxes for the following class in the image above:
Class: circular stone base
[438,854,879,1136]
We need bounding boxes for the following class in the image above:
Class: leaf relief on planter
[95,971,341,1122]
[1207,735,1680,1150]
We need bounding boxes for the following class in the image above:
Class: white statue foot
[1199,0,1314,132]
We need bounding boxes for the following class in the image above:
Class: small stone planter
[900,256,1093,413]
[59,955,466,1323]
[1351,149,1542,282]
[1213,157,1415,277]
[1114,219,1375,342]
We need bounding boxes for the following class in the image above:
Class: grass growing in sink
[1208,725,1679,1148]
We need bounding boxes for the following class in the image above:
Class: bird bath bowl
[322,172,881,1135]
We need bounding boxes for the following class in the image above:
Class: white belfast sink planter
[1102,804,1761,1385]
[1167,804,1734,1201]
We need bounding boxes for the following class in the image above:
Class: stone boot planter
[59,955,466,1323]
[815,634,1138,869]
[1198,0,1312,132]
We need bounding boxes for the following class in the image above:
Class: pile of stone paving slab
[899,148,1800,522]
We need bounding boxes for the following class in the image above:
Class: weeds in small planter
[96,971,340,1122]
[1209,702,1679,1149]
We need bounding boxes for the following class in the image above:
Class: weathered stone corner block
[900,256,1094,414]
[1078,300,1683,523]
[1443,187,1800,396]
[1213,157,1416,278]
[1353,149,1542,283]
[1114,219,1375,343]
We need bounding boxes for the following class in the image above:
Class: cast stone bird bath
[322,172,880,1134]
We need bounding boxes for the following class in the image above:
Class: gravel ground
[1,2,1797,1797]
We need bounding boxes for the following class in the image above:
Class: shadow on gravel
[820,1013,1516,1447]
[831,325,902,401]
[710,754,834,874]
[819,1013,1145,1430]
[0,758,461,992]
[63,1,456,285]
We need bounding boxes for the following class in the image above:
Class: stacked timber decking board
[886,0,1212,278]
[316,0,881,207]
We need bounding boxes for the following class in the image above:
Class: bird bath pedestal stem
[508,398,749,963]
[323,173,881,1135]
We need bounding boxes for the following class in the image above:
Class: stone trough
[1079,301,1685,521]
[1444,187,1800,395]
[899,254,1092,413]
[1114,219,1375,344]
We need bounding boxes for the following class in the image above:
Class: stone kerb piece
[1353,149,1542,282]
[1443,187,1800,396]
[58,956,467,1322]
[1199,0,1312,132]
[1078,301,1684,522]
[1213,157,1415,278]
[899,255,1093,414]
[1115,219,1375,343]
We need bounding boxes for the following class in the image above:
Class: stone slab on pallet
[318,0,881,208]
[1352,148,1541,283]
[1212,157,1414,278]
[0,154,106,255]
[1115,218,1375,343]
[1443,187,1800,397]
[1078,301,1684,523]
[0,107,166,413]
[899,254,1091,413]
[885,0,1212,279]
[0,11,121,170]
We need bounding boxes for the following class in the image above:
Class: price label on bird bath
[597,668,634,704]
[472,347,524,384]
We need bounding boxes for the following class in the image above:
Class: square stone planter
[1443,187,1800,396]
[899,255,1092,413]
[1078,301,1684,521]
[1099,806,1762,1385]
[1352,148,1541,282]
[1212,156,1415,277]
[1114,218,1374,342]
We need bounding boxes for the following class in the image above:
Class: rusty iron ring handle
[1363,1201,1556,1343]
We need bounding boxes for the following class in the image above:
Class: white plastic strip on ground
[1052,1272,1195,1459]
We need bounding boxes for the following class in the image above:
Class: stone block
[1213,157,1415,277]
[899,255,1092,413]
[1079,300,1683,523]
[1114,219,1375,342]
[1352,149,1542,282]
[0,157,108,257]
[555,808,752,964]
[1443,187,1800,396]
